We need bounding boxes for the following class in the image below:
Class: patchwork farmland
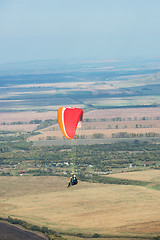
[1,58,160,239]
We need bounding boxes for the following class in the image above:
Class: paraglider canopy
[57,107,83,139]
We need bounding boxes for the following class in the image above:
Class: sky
[0,0,160,63]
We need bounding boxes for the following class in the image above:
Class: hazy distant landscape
[1,58,160,239]
[0,58,160,112]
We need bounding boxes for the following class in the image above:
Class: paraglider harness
[67,174,78,188]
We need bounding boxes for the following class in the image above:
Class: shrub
[77,233,85,237]
[92,233,101,238]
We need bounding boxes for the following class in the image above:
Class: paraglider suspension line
[71,138,77,174]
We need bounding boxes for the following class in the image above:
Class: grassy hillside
[0,174,160,239]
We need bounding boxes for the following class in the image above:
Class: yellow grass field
[0,174,160,238]
[108,169,160,182]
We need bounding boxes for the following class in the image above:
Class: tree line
[1,137,160,176]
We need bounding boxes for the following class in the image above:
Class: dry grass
[0,175,160,237]
[62,237,136,240]
[107,169,160,182]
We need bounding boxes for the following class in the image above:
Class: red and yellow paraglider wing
[57,107,83,139]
